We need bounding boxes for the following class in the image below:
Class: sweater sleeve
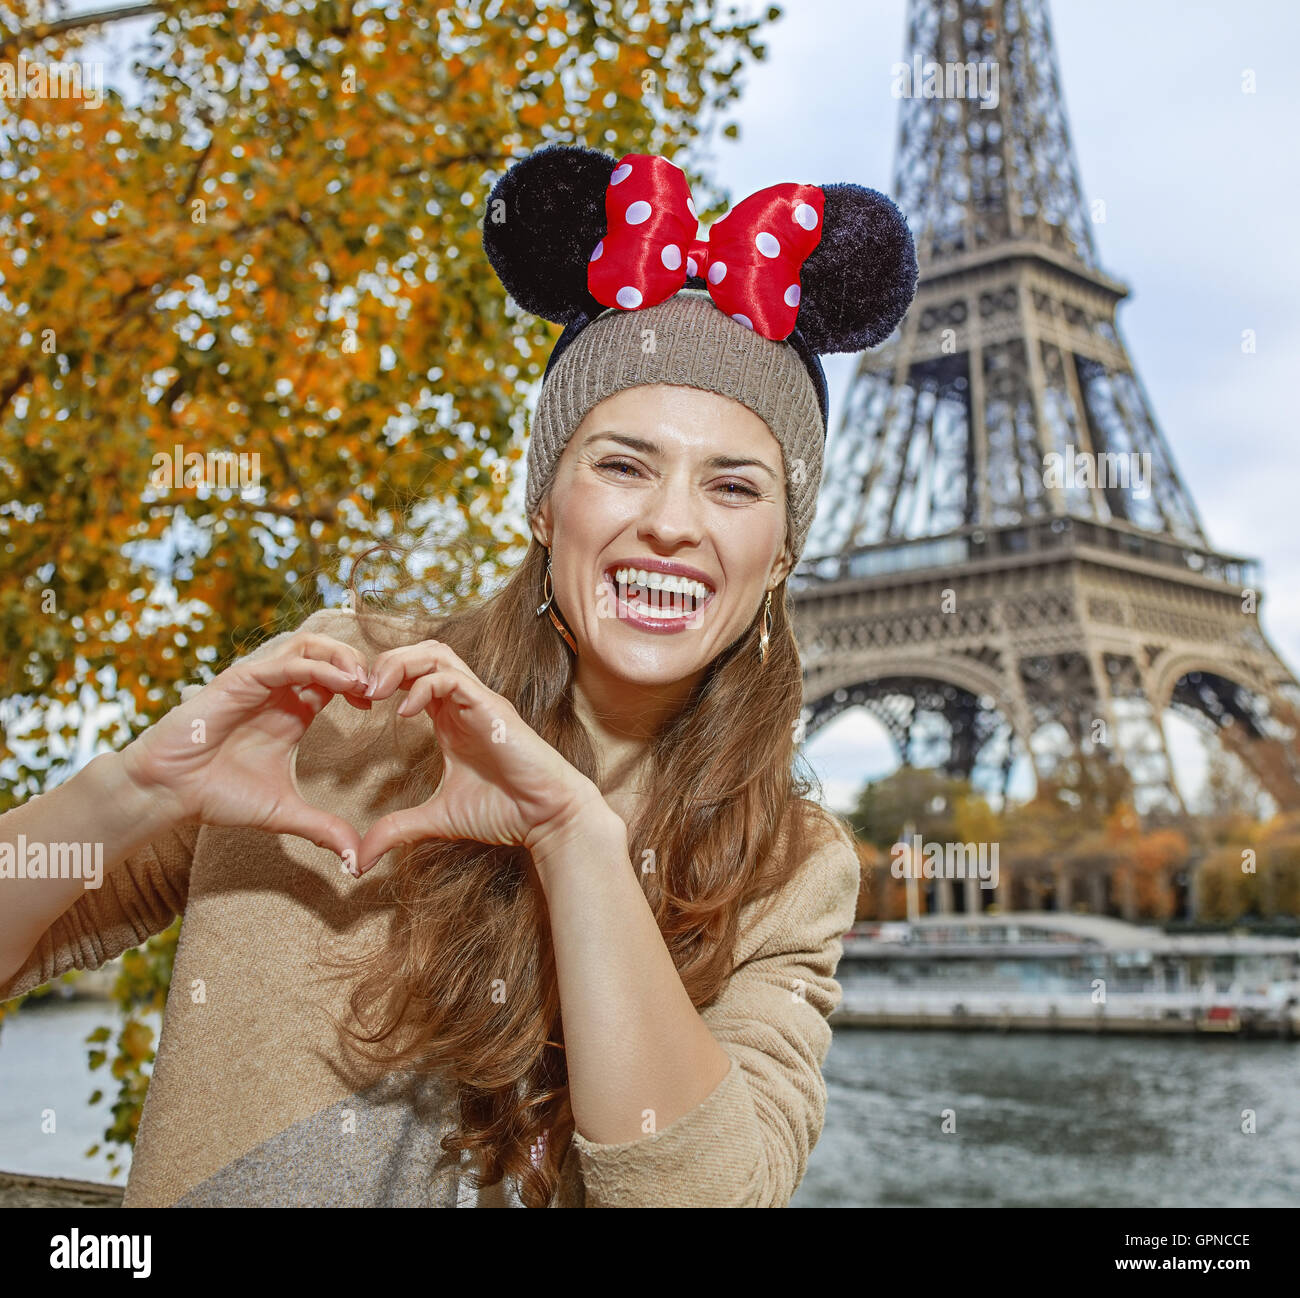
[567,812,862,1208]
[0,612,337,1004]
[0,823,199,1003]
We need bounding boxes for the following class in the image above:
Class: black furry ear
[482,144,616,325]
[483,149,919,352]
[794,184,918,354]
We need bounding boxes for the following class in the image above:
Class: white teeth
[611,567,712,602]
[630,597,690,621]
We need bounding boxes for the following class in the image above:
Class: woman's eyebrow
[584,432,779,480]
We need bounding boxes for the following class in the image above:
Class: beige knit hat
[525,289,825,562]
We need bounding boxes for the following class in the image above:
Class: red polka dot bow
[586,153,826,342]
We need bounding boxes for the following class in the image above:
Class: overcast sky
[701,0,1300,813]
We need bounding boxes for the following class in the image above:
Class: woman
[0,146,917,1207]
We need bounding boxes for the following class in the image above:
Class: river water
[0,1001,158,1184]
[2,1003,1297,1205]
[794,1028,1300,1207]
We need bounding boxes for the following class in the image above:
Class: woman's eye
[598,459,641,478]
[597,461,759,499]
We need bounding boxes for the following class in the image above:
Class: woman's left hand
[354,639,606,875]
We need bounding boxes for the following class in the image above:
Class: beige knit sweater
[1,607,861,1207]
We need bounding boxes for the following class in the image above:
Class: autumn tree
[0,0,783,1175]
[1196,730,1274,840]
[992,752,1133,911]
[849,837,909,922]
[1257,832,1300,917]
[1195,844,1257,923]
[847,764,978,852]
[1111,826,1187,922]
[843,765,1009,915]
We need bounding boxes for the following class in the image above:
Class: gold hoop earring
[536,547,578,655]
[758,589,773,664]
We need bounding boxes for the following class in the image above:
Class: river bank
[0,1170,121,1208]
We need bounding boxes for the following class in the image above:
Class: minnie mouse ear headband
[483,145,918,564]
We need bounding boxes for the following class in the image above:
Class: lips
[602,565,717,631]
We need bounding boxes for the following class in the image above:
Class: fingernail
[364,671,378,698]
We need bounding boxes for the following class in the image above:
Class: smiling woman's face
[530,383,794,690]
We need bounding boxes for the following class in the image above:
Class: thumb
[356,802,453,877]
[271,797,364,874]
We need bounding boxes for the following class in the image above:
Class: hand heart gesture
[355,640,601,874]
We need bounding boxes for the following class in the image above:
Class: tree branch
[179,137,214,210]
[0,3,163,58]
[147,497,339,524]
[0,363,33,422]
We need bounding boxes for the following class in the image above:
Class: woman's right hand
[116,630,374,863]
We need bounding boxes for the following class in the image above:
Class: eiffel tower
[792,0,1300,816]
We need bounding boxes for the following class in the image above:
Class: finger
[356,803,451,876]
[268,796,364,869]
[295,683,364,718]
[368,651,479,704]
[365,645,439,701]
[248,655,370,699]
[293,684,333,710]
[394,669,466,718]
[366,639,484,699]
[414,640,485,687]
[276,683,331,732]
[296,679,374,712]
[285,632,371,686]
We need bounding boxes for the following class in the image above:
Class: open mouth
[603,565,716,627]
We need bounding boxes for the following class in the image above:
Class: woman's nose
[636,478,704,543]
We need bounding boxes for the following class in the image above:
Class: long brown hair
[327,532,829,1207]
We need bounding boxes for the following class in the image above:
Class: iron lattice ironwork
[793,0,1300,815]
